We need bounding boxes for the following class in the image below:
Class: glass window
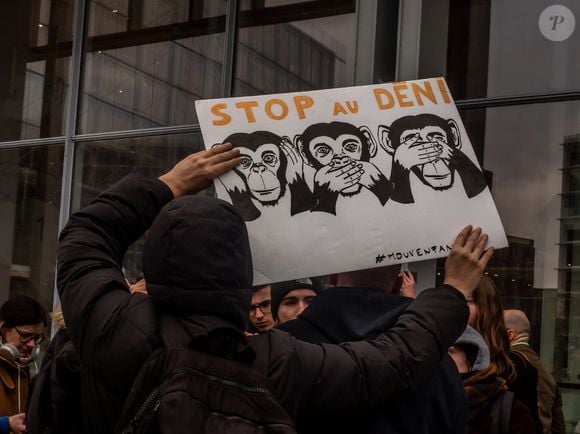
[71,132,206,280]
[79,1,227,134]
[0,145,64,314]
[0,1,74,141]
[430,101,580,429]
[233,0,357,96]
[414,0,580,100]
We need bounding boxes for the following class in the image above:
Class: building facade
[1,0,579,429]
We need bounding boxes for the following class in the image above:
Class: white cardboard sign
[196,77,508,284]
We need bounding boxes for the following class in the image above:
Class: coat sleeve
[284,285,468,419]
[56,173,174,353]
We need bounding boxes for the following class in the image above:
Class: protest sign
[196,77,508,284]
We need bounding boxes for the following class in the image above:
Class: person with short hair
[271,279,318,325]
[0,295,47,434]
[249,285,275,333]
[504,309,566,434]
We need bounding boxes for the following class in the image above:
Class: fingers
[401,133,419,146]
[340,164,363,181]
[280,140,300,165]
[463,227,482,252]
[344,172,362,186]
[206,147,241,166]
[479,247,494,268]
[211,156,242,177]
[454,226,491,261]
[417,146,442,162]
[209,142,234,154]
[472,232,489,259]
[452,225,473,249]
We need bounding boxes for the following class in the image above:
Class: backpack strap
[490,391,514,434]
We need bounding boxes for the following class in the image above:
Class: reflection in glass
[233,1,356,96]
[0,145,63,312]
[463,102,580,390]
[80,1,227,133]
[72,133,206,280]
[418,0,580,99]
[0,1,73,141]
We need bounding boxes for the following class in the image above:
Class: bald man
[504,309,565,434]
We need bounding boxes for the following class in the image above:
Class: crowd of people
[0,145,569,433]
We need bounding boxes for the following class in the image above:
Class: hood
[279,286,412,343]
[143,195,253,330]
[455,325,490,371]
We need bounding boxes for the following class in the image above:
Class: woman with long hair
[469,275,542,433]
[468,276,516,383]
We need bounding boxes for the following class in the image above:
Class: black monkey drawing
[295,121,392,215]
[378,113,488,204]
[222,131,315,222]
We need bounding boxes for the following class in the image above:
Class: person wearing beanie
[449,326,535,434]
[271,278,318,325]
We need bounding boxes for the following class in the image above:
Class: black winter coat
[279,287,468,434]
[57,173,470,433]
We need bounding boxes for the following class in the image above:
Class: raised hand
[158,143,241,197]
[443,225,494,298]
[399,270,417,298]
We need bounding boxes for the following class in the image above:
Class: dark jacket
[279,287,468,434]
[511,345,565,434]
[57,173,470,433]
[27,327,81,434]
[509,350,543,433]
[462,367,535,434]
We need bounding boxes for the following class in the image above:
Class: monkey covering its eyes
[378,114,487,204]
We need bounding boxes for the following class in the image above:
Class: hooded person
[449,326,536,434]
[57,145,494,434]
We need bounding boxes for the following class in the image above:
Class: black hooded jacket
[57,173,470,433]
[280,288,468,433]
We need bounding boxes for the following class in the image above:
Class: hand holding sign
[443,225,494,298]
[196,78,507,283]
[159,143,240,197]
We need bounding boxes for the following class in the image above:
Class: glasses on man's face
[14,327,45,345]
[250,300,272,316]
